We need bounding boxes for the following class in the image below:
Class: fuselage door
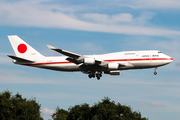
[135,51,139,57]
[150,55,152,62]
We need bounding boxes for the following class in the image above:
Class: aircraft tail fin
[8,35,44,59]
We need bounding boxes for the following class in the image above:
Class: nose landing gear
[154,67,157,75]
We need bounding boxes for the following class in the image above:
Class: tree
[67,103,91,120]
[52,107,68,120]
[0,90,43,120]
[52,97,148,120]
[91,97,117,120]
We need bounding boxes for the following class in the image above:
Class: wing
[47,44,86,65]
[47,44,109,65]
[47,45,81,59]
[47,45,133,72]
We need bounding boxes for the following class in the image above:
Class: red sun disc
[17,44,27,53]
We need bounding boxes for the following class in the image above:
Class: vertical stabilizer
[8,35,44,59]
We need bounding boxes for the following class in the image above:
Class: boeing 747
[7,35,173,80]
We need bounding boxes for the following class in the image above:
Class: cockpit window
[158,51,162,53]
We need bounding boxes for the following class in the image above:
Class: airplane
[7,35,173,80]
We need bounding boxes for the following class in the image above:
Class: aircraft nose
[170,57,173,62]
[163,53,173,64]
[166,57,173,64]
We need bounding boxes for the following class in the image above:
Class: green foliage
[52,107,68,120]
[0,90,43,120]
[67,103,91,120]
[52,97,148,120]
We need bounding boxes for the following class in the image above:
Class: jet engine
[106,63,119,69]
[83,58,95,65]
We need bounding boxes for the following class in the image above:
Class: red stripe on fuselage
[23,58,173,66]
[105,58,172,62]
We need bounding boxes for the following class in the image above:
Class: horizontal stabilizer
[7,55,34,63]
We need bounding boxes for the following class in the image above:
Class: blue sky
[0,0,180,119]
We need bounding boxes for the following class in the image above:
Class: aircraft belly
[129,60,168,69]
[30,63,80,72]
[47,64,80,71]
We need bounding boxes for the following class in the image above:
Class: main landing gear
[154,67,157,75]
[88,72,102,80]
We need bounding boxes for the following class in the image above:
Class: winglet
[47,44,58,50]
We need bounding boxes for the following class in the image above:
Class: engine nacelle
[104,70,120,75]
[84,58,95,65]
[107,63,119,70]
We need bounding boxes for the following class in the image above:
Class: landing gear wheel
[88,73,95,79]
[96,74,101,80]
[88,74,92,78]
[88,71,102,80]
[154,67,158,75]
[154,71,157,75]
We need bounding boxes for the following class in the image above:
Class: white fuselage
[16,50,173,72]
[8,35,173,79]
